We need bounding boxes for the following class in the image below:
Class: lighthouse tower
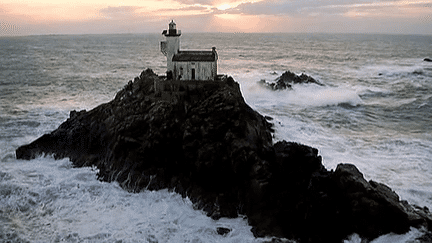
[160,20,181,78]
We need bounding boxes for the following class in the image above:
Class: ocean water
[1,33,431,242]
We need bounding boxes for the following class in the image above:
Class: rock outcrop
[16,69,432,242]
[259,71,323,90]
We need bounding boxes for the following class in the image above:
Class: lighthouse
[160,20,181,79]
[160,20,218,81]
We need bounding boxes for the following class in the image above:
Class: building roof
[172,50,217,62]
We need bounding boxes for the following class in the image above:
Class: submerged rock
[259,71,323,90]
[16,69,432,242]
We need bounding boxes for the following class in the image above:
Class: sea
[1,33,431,243]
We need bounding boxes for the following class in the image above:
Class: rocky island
[259,71,323,90]
[16,69,432,242]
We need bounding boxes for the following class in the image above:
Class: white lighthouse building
[160,20,218,81]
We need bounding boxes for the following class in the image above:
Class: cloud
[225,0,363,17]
[0,0,430,35]
[159,5,213,13]
[229,0,432,17]
[99,6,143,18]
[96,3,214,20]
[174,0,215,4]
[336,0,432,19]
[95,6,149,23]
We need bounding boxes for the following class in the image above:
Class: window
[191,68,195,80]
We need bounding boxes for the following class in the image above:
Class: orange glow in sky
[0,0,431,35]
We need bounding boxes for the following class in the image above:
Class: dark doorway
[191,68,195,80]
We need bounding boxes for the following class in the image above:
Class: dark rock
[424,58,432,62]
[413,70,424,75]
[331,164,414,239]
[16,69,432,242]
[264,115,273,121]
[276,71,323,86]
[259,71,323,91]
[259,78,292,91]
[216,227,231,236]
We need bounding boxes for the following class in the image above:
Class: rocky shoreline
[16,69,432,242]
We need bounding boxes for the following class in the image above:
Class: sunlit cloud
[157,4,214,16]
[217,4,233,10]
[215,0,263,10]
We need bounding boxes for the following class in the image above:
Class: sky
[0,0,431,36]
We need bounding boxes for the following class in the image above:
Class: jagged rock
[276,71,323,86]
[216,227,231,236]
[259,71,323,90]
[330,164,429,239]
[16,69,432,242]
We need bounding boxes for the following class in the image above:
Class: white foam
[233,71,363,108]
[344,228,423,243]
[288,84,363,107]
[1,156,265,243]
[353,85,391,95]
